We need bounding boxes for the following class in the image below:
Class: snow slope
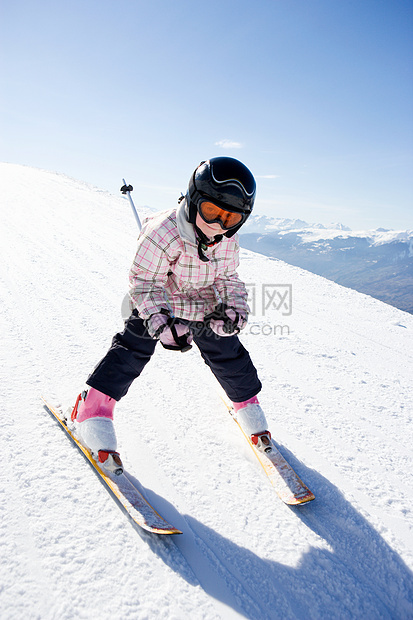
[1,163,412,620]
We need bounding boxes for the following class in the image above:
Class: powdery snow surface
[1,163,412,619]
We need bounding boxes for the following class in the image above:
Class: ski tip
[137,521,183,535]
[152,527,183,536]
[286,492,315,506]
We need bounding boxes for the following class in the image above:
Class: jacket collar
[176,196,197,246]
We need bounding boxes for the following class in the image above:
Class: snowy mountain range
[240,216,413,314]
[1,163,412,619]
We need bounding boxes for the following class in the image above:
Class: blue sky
[1,0,412,230]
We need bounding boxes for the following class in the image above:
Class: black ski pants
[87,310,261,403]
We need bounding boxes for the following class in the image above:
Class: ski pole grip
[120,184,133,194]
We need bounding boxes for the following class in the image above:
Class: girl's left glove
[205,303,247,337]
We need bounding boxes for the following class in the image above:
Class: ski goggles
[198,201,244,230]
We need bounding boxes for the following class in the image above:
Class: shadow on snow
[129,458,413,620]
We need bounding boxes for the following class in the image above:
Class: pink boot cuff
[76,387,116,423]
[232,395,260,412]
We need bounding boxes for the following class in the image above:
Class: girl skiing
[72,157,271,474]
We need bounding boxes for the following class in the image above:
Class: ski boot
[70,388,123,475]
[232,396,273,454]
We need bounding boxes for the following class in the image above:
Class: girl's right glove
[146,310,193,352]
[205,303,247,337]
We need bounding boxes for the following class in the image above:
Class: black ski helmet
[186,157,256,237]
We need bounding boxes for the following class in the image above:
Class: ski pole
[120,179,142,231]
[120,179,177,322]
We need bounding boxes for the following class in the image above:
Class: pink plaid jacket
[129,202,249,321]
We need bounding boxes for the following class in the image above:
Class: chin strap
[195,226,223,262]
